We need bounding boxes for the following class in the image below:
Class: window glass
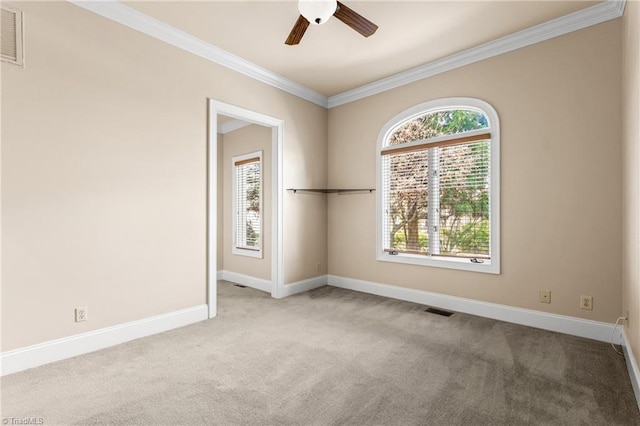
[388,109,488,146]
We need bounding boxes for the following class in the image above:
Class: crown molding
[69,0,329,108]
[69,0,625,110]
[328,0,626,108]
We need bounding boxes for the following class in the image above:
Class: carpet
[1,281,639,425]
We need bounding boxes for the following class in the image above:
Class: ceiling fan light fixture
[298,0,337,25]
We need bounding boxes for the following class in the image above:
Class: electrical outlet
[315,263,320,272]
[539,290,551,304]
[75,307,87,322]
[580,295,593,310]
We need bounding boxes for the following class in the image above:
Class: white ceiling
[124,1,600,96]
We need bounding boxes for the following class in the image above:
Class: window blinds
[382,135,490,259]
[234,157,261,250]
[1,7,22,66]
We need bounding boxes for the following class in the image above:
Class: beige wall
[1,2,327,351]
[328,20,623,323]
[222,124,271,280]
[282,117,329,282]
[622,1,640,363]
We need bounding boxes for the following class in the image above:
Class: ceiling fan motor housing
[298,0,338,25]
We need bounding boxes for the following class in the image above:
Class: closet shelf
[287,188,375,194]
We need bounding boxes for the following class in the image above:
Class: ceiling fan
[285,0,378,45]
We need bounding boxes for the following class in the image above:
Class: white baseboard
[219,270,272,293]
[621,328,640,410]
[1,304,208,376]
[218,270,326,296]
[217,270,223,280]
[282,275,327,297]
[327,275,621,344]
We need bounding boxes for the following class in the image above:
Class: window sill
[233,247,263,259]
[377,252,499,274]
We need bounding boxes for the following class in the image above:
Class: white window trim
[232,150,263,259]
[376,97,500,274]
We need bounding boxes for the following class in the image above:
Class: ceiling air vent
[1,6,23,66]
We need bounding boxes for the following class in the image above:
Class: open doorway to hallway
[208,100,284,318]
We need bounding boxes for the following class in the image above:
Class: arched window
[377,98,500,273]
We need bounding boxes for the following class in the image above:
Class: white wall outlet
[539,290,551,303]
[315,263,320,272]
[580,295,593,310]
[75,307,88,322]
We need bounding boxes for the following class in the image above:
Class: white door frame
[207,99,284,318]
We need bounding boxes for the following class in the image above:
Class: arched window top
[387,108,489,147]
[379,98,499,151]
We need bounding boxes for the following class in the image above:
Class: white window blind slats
[437,141,490,258]
[382,149,429,254]
[1,8,17,61]
[234,158,261,251]
[1,7,22,66]
[382,139,490,259]
[0,6,24,66]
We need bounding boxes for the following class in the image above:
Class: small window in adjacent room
[232,151,263,258]
[1,6,24,66]
[377,98,500,274]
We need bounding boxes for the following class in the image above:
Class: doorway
[208,100,284,318]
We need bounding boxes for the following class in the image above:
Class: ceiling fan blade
[285,15,310,45]
[334,1,378,38]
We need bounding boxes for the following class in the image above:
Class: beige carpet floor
[1,281,639,425]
